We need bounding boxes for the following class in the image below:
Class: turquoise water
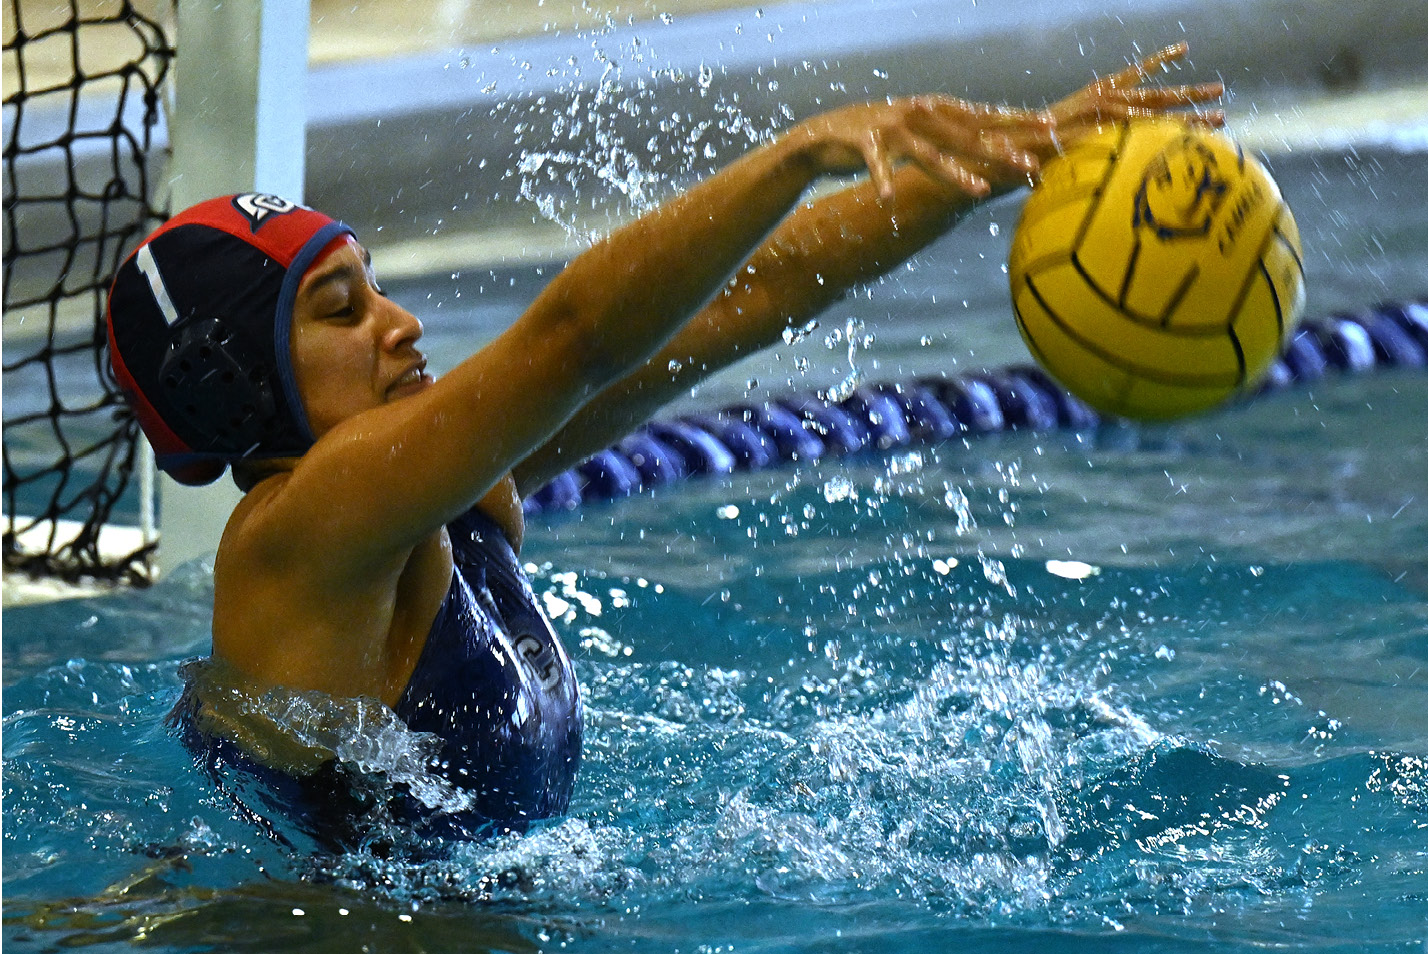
[4,147,1428,951]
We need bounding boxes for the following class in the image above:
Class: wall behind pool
[302,0,1428,272]
[6,0,1424,287]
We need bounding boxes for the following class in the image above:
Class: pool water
[4,145,1427,951]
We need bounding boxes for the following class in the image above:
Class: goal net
[3,0,173,584]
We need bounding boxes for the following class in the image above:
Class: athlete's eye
[323,296,358,321]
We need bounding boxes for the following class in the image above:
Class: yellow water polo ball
[1007,118,1306,420]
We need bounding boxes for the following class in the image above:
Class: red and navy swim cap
[106,194,356,485]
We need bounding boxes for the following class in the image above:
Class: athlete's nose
[380,298,424,353]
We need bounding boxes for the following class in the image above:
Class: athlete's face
[289,236,433,439]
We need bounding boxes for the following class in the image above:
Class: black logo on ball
[1133,138,1228,241]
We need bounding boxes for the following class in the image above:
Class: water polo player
[106,46,1221,846]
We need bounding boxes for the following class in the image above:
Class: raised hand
[958,44,1225,193]
[788,96,1043,200]
[790,43,1224,200]
[1045,43,1225,137]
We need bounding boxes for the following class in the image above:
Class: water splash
[6,457,1427,948]
[501,19,792,244]
[822,316,869,403]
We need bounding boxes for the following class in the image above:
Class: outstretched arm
[262,91,1041,566]
[513,44,1223,493]
[511,162,984,494]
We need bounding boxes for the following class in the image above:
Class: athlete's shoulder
[463,473,525,552]
[217,470,298,564]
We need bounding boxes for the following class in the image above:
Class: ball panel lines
[1020,264,1245,386]
[1007,119,1306,420]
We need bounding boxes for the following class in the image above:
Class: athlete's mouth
[387,361,430,397]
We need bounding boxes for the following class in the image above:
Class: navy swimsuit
[177,506,583,849]
[395,506,583,825]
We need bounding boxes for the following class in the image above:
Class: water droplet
[988,222,1000,236]
[781,318,818,345]
[822,476,855,503]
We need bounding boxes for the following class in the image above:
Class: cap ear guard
[158,316,285,457]
[105,194,356,485]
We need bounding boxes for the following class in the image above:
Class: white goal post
[155,0,311,574]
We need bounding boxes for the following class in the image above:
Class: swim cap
[106,194,356,485]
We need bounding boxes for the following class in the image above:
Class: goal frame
[156,0,311,574]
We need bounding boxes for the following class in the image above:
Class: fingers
[930,155,992,198]
[918,102,1041,169]
[974,133,1041,181]
[875,119,995,198]
[1139,41,1190,72]
[1050,43,1223,132]
[1101,42,1189,92]
[808,46,1219,202]
[859,128,897,200]
[1114,81,1226,108]
[1182,108,1227,128]
[837,97,1022,200]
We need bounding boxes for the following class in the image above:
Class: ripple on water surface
[4,544,1426,951]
